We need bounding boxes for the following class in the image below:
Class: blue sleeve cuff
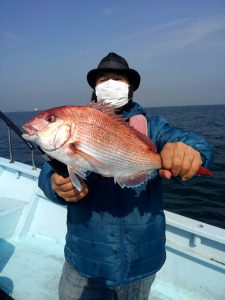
[149,116,214,168]
[38,162,67,205]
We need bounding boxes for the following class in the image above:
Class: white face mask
[95,79,129,108]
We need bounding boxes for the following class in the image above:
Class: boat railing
[0,110,37,170]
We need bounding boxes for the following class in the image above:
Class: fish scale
[79,134,148,169]
[22,102,212,190]
[75,121,150,163]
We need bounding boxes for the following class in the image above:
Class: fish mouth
[22,124,37,139]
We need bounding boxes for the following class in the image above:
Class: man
[38,52,213,300]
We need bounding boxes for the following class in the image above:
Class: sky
[0,0,225,112]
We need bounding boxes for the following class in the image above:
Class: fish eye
[46,115,56,123]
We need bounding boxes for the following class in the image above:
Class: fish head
[22,107,72,151]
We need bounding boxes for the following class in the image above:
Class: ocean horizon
[0,104,224,229]
[2,102,225,114]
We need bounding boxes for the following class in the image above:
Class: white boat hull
[0,157,224,300]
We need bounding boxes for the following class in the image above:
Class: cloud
[65,14,225,61]
[135,15,225,60]
[167,16,225,50]
[0,28,22,44]
[65,18,187,61]
[101,8,113,16]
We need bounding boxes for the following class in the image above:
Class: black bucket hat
[87,52,141,91]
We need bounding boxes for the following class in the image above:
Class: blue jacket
[38,102,213,286]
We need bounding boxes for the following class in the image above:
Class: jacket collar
[121,102,146,120]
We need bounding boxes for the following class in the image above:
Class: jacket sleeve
[149,116,214,168]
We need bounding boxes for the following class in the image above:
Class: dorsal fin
[87,101,157,153]
[88,101,124,122]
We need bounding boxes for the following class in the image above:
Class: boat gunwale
[0,156,225,246]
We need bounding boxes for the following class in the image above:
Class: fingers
[181,151,202,180]
[51,173,88,202]
[160,142,185,176]
[160,143,174,171]
[160,142,202,180]
[58,184,89,202]
[158,169,172,179]
[51,173,72,186]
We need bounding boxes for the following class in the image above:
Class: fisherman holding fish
[24,53,213,299]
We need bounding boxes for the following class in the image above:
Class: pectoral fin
[67,165,83,192]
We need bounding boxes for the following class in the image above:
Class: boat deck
[0,235,64,300]
[0,157,225,299]
[1,234,215,300]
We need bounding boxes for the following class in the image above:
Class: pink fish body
[22,102,212,190]
[22,102,161,190]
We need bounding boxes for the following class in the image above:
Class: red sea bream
[22,102,211,191]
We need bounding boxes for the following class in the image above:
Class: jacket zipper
[119,217,125,284]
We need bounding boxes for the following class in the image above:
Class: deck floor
[0,235,215,300]
[0,235,64,300]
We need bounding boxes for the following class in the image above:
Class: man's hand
[159,142,202,181]
[51,173,88,202]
